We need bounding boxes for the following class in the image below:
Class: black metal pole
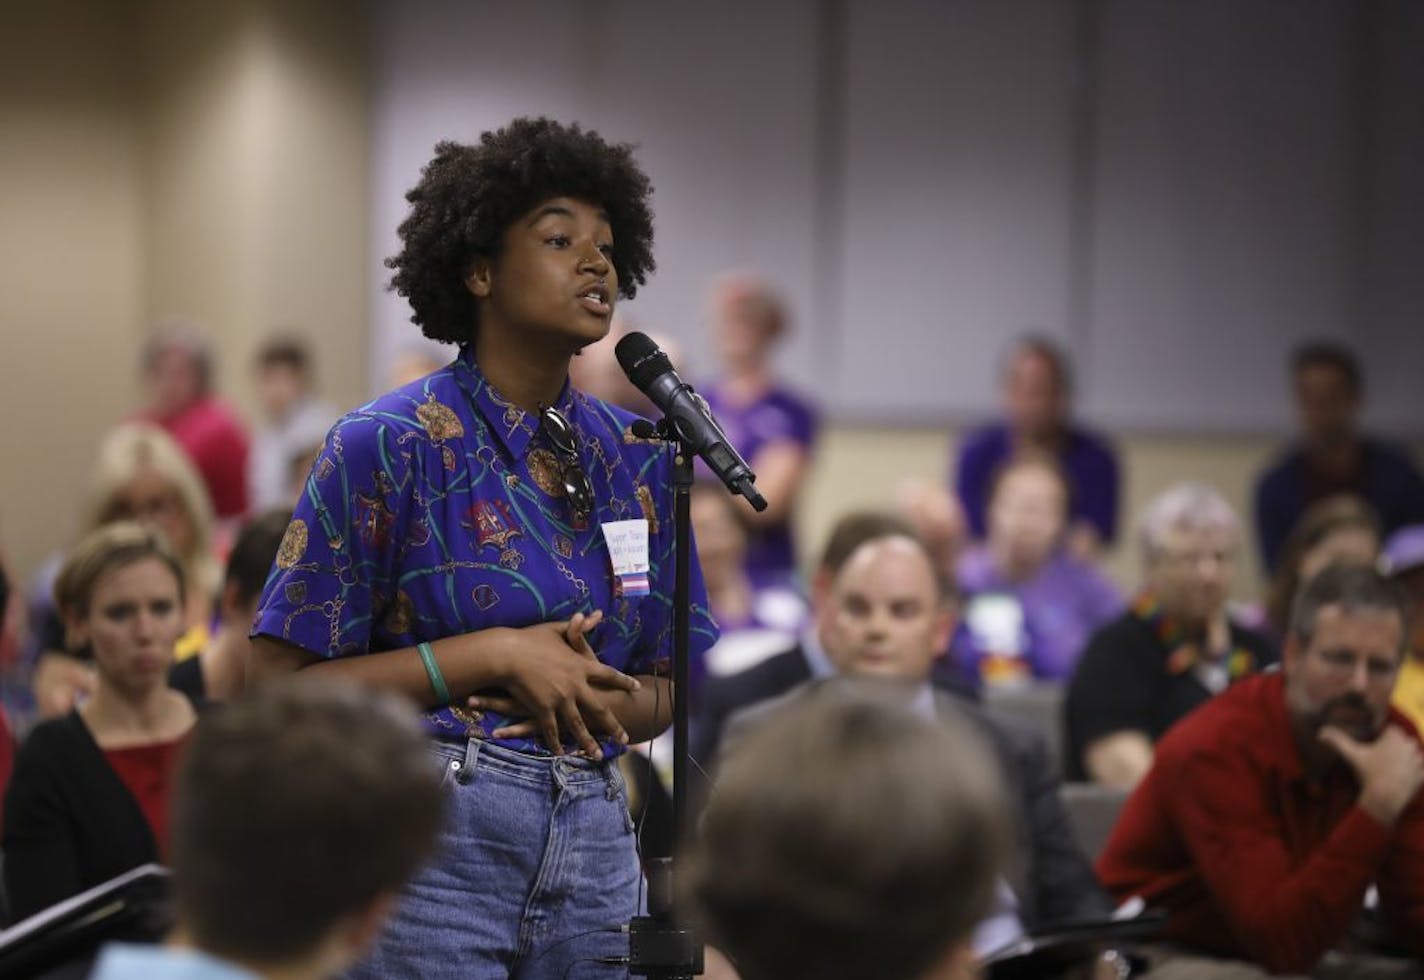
[628,436,701,979]
[671,441,693,851]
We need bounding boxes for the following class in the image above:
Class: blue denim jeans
[348,738,642,980]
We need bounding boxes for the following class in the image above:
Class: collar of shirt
[799,632,937,719]
[451,345,578,463]
[801,626,836,679]
[90,943,259,980]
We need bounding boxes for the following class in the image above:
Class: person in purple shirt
[955,336,1120,558]
[250,118,717,980]
[700,273,818,588]
[955,454,1124,686]
[1254,342,1424,575]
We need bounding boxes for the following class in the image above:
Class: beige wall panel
[0,0,145,580]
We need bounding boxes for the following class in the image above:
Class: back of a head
[225,509,293,606]
[171,680,444,966]
[686,679,1009,980]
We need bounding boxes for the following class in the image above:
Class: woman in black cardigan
[3,522,197,922]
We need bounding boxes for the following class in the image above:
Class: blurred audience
[384,343,447,390]
[955,454,1123,687]
[686,679,1010,980]
[567,314,676,418]
[894,477,968,582]
[715,525,1108,935]
[1257,494,1381,642]
[89,680,445,980]
[1254,342,1424,574]
[0,556,14,820]
[700,272,819,589]
[955,335,1119,558]
[4,523,197,921]
[249,336,339,513]
[690,482,806,684]
[29,424,220,721]
[1065,483,1276,787]
[137,324,251,521]
[169,509,291,704]
[692,511,969,770]
[1383,525,1424,734]
[1097,565,1424,974]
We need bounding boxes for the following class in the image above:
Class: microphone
[615,332,768,512]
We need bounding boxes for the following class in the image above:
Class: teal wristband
[417,642,451,704]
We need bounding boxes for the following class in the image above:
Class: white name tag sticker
[601,520,651,596]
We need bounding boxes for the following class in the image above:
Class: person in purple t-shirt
[954,336,1120,558]
[956,454,1124,686]
[700,273,818,588]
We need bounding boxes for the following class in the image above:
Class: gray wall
[369,0,1424,435]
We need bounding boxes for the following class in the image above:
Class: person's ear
[218,581,244,622]
[932,603,956,654]
[465,255,493,299]
[63,608,89,652]
[1282,633,1302,675]
[809,569,833,615]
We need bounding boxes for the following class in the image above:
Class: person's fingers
[492,721,537,739]
[536,708,564,756]
[587,662,641,693]
[581,609,604,632]
[563,612,584,646]
[466,694,522,715]
[560,701,602,760]
[583,697,630,747]
[1318,725,1364,762]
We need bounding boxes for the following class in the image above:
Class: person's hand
[471,612,633,758]
[33,652,97,720]
[1320,724,1424,826]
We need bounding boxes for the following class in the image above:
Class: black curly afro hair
[385,117,656,345]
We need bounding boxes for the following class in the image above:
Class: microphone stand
[627,420,701,979]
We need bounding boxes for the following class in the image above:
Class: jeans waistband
[428,736,619,789]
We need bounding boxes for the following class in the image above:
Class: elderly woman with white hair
[1064,483,1279,789]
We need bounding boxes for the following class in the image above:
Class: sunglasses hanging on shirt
[539,406,594,527]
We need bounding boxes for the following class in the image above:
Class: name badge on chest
[601,519,650,597]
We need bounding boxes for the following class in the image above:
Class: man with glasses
[1065,483,1277,787]
[1097,564,1424,974]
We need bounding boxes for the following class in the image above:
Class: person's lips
[577,283,611,317]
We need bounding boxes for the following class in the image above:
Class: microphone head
[615,331,672,394]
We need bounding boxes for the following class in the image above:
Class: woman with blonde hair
[5,522,197,920]
[31,423,220,718]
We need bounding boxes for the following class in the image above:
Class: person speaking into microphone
[249,117,718,980]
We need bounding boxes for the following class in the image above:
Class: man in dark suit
[692,511,974,769]
[705,515,1109,935]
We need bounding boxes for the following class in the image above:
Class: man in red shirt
[1098,563,1424,974]
[139,325,251,520]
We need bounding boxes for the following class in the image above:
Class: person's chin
[850,658,910,681]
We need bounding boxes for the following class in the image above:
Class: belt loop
[604,758,622,801]
[455,737,480,785]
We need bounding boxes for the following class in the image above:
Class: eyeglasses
[540,406,593,525]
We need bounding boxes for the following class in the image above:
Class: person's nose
[578,240,609,276]
[1349,660,1372,693]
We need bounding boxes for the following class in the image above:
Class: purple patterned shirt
[253,347,718,754]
